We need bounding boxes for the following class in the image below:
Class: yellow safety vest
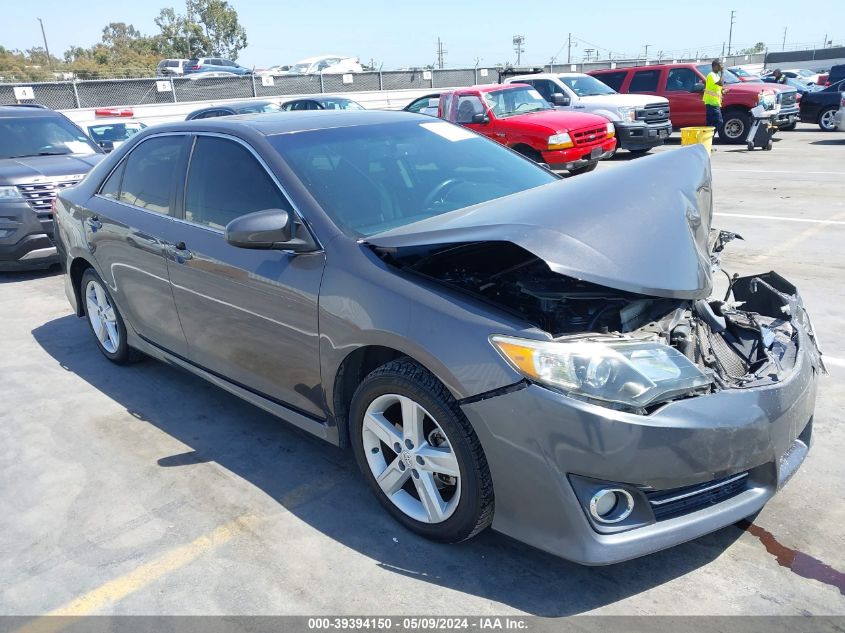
[703,72,723,107]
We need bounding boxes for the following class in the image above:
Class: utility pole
[727,9,736,56]
[513,35,525,65]
[567,33,572,64]
[782,27,787,51]
[436,37,447,69]
[36,18,53,71]
[583,48,594,61]
[643,44,650,61]
[185,0,192,57]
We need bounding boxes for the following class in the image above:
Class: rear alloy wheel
[350,358,494,543]
[818,107,837,131]
[81,268,134,364]
[719,110,751,144]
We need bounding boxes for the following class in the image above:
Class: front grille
[636,102,670,124]
[571,125,608,146]
[16,178,81,213]
[644,472,749,521]
[778,91,797,108]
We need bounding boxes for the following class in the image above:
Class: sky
[2,0,843,69]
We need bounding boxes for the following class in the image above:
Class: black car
[185,100,282,120]
[279,96,365,111]
[0,105,102,270]
[799,78,845,130]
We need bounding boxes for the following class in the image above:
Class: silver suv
[0,105,102,270]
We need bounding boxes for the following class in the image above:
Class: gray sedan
[53,111,822,564]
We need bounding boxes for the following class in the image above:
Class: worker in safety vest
[703,59,726,130]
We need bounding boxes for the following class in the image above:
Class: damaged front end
[367,145,824,414]
[374,239,825,413]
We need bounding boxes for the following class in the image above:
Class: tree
[154,7,207,58]
[188,0,247,60]
[737,42,766,55]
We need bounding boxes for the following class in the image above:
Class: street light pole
[37,18,53,71]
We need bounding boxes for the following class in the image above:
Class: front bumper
[615,120,672,150]
[542,137,617,170]
[776,105,800,127]
[0,201,58,271]
[462,324,820,565]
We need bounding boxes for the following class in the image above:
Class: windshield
[697,65,741,84]
[318,98,365,110]
[483,86,551,117]
[237,103,283,114]
[0,116,100,159]
[269,120,557,237]
[560,75,616,96]
[88,122,146,142]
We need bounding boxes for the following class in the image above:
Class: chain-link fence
[2,68,507,110]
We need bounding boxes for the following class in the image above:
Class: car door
[165,133,326,417]
[84,134,191,356]
[665,67,704,128]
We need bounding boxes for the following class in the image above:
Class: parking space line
[714,213,845,226]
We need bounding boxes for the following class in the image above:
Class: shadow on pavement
[0,266,60,284]
[32,314,744,616]
[811,139,845,146]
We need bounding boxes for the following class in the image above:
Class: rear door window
[184,136,293,230]
[629,70,661,92]
[666,68,699,92]
[593,71,626,91]
[118,135,188,215]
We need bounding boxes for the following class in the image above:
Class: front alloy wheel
[350,358,494,543]
[362,393,461,524]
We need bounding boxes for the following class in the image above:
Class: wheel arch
[331,345,455,449]
[69,256,95,317]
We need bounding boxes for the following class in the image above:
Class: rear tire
[627,148,651,155]
[719,110,751,144]
[569,161,598,176]
[818,107,837,131]
[349,358,494,543]
[80,268,136,365]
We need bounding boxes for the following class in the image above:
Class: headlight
[490,335,711,409]
[548,132,573,150]
[616,106,637,122]
[606,121,615,138]
[0,186,24,201]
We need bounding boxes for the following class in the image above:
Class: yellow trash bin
[680,126,716,154]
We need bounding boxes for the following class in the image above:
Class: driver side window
[666,68,698,92]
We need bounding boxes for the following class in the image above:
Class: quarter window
[629,70,661,92]
[184,136,292,230]
[593,71,626,91]
[99,162,124,200]
[118,135,186,215]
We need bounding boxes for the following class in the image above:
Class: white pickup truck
[505,72,672,153]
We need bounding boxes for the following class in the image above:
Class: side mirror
[691,83,705,94]
[471,112,490,124]
[98,140,115,153]
[225,209,314,252]
[551,93,570,106]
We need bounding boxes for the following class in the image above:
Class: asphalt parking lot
[1,124,844,617]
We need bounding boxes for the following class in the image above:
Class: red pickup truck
[589,63,800,143]
[437,84,617,175]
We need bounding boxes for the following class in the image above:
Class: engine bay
[378,241,805,397]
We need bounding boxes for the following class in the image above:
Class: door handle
[87,216,102,231]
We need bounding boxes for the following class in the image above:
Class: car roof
[161,109,424,136]
[0,105,62,118]
[295,55,349,64]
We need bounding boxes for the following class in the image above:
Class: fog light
[589,488,634,524]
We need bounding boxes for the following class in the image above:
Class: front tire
[818,107,837,131]
[81,268,134,365]
[779,121,797,131]
[349,358,494,543]
[719,110,751,144]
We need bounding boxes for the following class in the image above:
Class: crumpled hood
[0,154,103,186]
[367,144,714,300]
